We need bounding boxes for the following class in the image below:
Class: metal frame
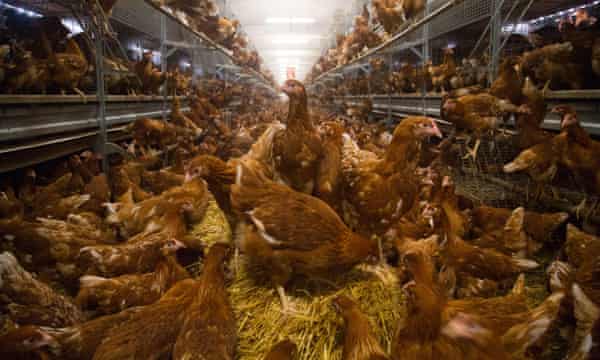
[0,0,276,174]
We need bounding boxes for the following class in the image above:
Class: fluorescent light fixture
[265,17,316,24]
[271,34,321,44]
[275,57,295,63]
[529,1,600,24]
[61,18,84,36]
[269,49,317,57]
[502,23,529,35]
[0,1,42,17]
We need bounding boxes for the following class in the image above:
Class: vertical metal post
[489,0,502,83]
[160,14,168,121]
[387,52,393,122]
[366,66,371,97]
[191,41,197,86]
[422,0,431,116]
[94,25,108,174]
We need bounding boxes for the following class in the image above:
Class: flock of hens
[308,1,600,95]
[0,0,274,97]
[2,2,600,360]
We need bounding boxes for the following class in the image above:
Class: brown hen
[231,162,378,312]
[0,252,84,327]
[333,295,389,360]
[172,243,235,360]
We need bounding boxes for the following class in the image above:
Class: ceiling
[227,0,366,85]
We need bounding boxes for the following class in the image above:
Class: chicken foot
[74,87,87,103]
[277,286,306,316]
[573,197,589,220]
[462,138,481,162]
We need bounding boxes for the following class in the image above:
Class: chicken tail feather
[79,275,108,287]
[512,258,540,271]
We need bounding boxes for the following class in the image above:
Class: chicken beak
[172,239,186,250]
[430,121,443,138]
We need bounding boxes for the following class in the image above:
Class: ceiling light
[0,1,42,17]
[273,36,308,45]
[265,17,316,24]
[529,1,600,24]
[269,50,318,57]
[61,18,84,36]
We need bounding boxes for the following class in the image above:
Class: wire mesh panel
[452,131,600,222]
[428,0,493,40]
[451,133,528,209]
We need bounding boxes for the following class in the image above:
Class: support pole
[422,0,431,116]
[387,52,393,122]
[94,24,108,174]
[489,0,503,83]
[160,13,168,121]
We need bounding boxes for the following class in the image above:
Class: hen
[439,180,539,281]
[0,252,84,327]
[316,121,345,212]
[273,80,323,194]
[231,162,378,312]
[391,250,465,360]
[92,278,198,360]
[77,231,185,277]
[135,52,166,95]
[431,48,457,93]
[41,34,88,99]
[105,177,209,239]
[342,117,442,234]
[333,295,389,360]
[520,42,583,90]
[42,306,144,359]
[18,172,75,216]
[170,95,203,136]
[140,167,185,195]
[172,243,236,360]
[490,56,522,105]
[516,77,552,151]
[469,207,542,257]
[554,105,600,196]
[503,138,562,198]
[400,249,562,359]
[76,247,189,314]
[0,325,54,360]
[372,0,405,35]
[472,206,568,247]
[81,174,111,215]
[442,93,530,160]
[3,43,49,94]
